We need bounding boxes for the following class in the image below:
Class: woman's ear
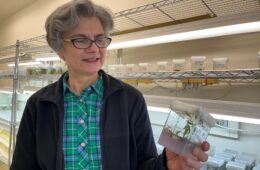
[58,52,65,61]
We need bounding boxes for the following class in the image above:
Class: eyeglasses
[63,36,112,49]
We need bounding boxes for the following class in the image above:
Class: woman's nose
[88,41,99,51]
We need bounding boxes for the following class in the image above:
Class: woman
[11,0,209,169]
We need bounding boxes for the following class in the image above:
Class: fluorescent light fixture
[211,113,260,125]
[0,90,13,94]
[147,106,170,113]
[23,90,36,94]
[108,21,260,49]
[147,105,260,125]
[0,90,35,94]
[35,56,60,62]
[8,61,42,67]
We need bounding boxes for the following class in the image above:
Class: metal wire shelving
[112,0,260,34]
[18,35,52,55]
[110,69,260,83]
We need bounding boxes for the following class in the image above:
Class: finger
[182,156,202,170]
[192,146,208,162]
[165,148,179,160]
[201,141,210,152]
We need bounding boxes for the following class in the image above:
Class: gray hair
[45,0,114,52]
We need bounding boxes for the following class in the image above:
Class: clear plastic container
[172,59,186,71]
[158,100,215,156]
[213,57,228,70]
[48,66,57,74]
[215,152,234,162]
[107,64,125,76]
[235,152,256,170]
[38,66,47,74]
[61,65,67,73]
[125,64,138,73]
[19,67,27,76]
[223,149,239,159]
[191,56,206,70]
[156,61,172,72]
[206,156,225,170]
[138,63,148,72]
[114,64,124,73]
[138,62,154,72]
[226,161,246,170]
[107,64,117,74]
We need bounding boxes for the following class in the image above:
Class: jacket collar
[101,70,124,99]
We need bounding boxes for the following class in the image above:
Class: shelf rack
[19,74,60,81]
[0,73,13,79]
[19,35,52,55]
[1,69,260,83]
[112,0,260,35]
[111,69,260,83]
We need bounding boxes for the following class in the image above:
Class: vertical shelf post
[8,40,20,167]
[117,49,123,64]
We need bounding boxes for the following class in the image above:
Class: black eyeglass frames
[63,36,112,49]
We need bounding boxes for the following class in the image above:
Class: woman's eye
[77,39,87,43]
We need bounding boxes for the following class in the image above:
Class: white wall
[108,32,260,69]
[0,0,69,47]
[208,122,260,161]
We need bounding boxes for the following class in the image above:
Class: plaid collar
[62,71,103,96]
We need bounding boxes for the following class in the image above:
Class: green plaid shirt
[63,72,103,170]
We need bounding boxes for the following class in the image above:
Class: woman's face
[59,16,107,76]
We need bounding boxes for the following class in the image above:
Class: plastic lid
[191,56,206,61]
[157,61,168,65]
[226,161,246,170]
[126,64,135,67]
[200,112,216,127]
[213,57,228,62]
[170,100,216,127]
[206,156,225,167]
[170,100,201,116]
[139,62,149,66]
[172,59,186,63]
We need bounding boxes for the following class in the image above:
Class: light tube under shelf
[147,105,260,125]
[211,114,260,125]
[0,90,13,94]
[0,90,36,94]
[35,56,60,61]
[23,90,36,94]
[147,106,170,113]
[8,61,42,67]
[108,21,260,50]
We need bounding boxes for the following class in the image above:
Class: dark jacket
[10,71,167,170]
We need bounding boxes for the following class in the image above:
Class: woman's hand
[166,141,210,170]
